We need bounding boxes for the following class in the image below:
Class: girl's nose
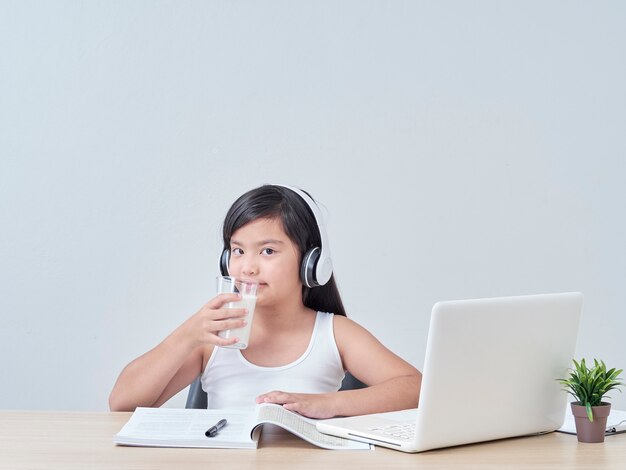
[241,258,258,276]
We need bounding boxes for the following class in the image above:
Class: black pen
[205,418,228,437]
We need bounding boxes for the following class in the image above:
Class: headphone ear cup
[220,249,230,276]
[301,247,320,288]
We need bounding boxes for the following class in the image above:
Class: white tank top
[201,311,345,409]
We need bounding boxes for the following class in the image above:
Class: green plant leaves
[557,358,624,422]
[585,402,593,422]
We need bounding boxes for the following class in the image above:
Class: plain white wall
[1,1,625,411]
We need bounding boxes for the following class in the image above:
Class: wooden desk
[0,411,624,469]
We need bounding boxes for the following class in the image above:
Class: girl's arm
[108,293,247,411]
[257,316,422,418]
[331,315,422,415]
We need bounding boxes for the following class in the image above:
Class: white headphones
[219,184,333,288]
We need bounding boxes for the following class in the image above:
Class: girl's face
[228,217,303,309]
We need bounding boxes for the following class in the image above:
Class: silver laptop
[317,292,583,452]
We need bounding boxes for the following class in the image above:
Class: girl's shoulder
[332,314,373,341]
[331,313,354,327]
[332,314,388,365]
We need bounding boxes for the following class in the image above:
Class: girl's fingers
[256,391,292,404]
[190,296,249,346]
[205,293,241,309]
[213,335,241,347]
[205,307,248,321]
[213,318,247,331]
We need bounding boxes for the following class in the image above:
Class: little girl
[109,184,422,418]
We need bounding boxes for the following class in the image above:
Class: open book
[114,403,370,450]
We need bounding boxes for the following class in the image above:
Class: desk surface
[1,410,624,469]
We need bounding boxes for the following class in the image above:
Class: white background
[1,1,625,411]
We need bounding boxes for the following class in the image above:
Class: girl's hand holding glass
[183,293,249,348]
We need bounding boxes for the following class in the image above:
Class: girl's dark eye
[232,248,243,255]
[262,248,275,255]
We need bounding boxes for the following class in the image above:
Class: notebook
[316,292,583,452]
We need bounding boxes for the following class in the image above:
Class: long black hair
[222,185,346,317]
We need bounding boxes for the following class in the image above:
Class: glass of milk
[216,276,258,349]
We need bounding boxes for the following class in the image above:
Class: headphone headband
[275,184,333,287]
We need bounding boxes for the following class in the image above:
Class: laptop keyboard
[367,422,416,441]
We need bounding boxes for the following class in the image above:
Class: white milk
[218,294,257,349]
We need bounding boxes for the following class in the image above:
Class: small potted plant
[558,358,624,443]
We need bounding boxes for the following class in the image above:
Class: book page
[115,408,258,448]
[255,404,371,450]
